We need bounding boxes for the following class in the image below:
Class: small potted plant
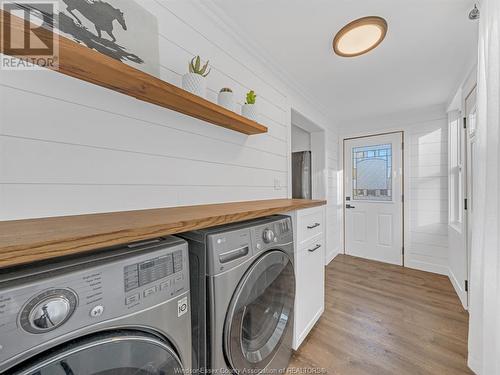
[182,56,211,97]
[217,87,235,111]
[242,90,257,120]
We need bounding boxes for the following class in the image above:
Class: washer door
[224,250,295,372]
[11,331,183,375]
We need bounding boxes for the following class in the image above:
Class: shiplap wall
[405,117,449,275]
[326,131,341,261]
[0,0,340,254]
[340,105,449,274]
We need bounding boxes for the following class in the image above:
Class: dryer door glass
[11,331,183,375]
[225,250,295,372]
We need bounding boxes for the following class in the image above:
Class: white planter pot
[182,73,207,98]
[242,104,258,121]
[217,91,235,111]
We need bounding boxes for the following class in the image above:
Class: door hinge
[465,280,469,292]
[402,246,405,255]
[463,117,467,129]
[464,198,468,210]
[402,142,404,150]
[402,194,404,203]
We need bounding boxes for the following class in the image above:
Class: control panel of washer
[206,216,293,276]
[0,236,189,367]
[122,248,187,309]
[254,216,293,252]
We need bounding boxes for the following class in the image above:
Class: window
[352,144,392,201]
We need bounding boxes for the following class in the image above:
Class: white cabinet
[289,206,326,350]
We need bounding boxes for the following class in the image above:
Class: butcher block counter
[0,199,326,269]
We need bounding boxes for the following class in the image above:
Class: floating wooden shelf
[0,11,268,135]
[0,199,326,269]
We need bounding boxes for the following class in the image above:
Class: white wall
[291,125,311,152]
[340,104,449,275]
[405,115,449,275]
[326,130,342,262]
[0,1,341,256]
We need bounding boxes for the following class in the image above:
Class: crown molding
[195,1,334,125]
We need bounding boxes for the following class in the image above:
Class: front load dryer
[180,215,295,374]
[0,236,191,374]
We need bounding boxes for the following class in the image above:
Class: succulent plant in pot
[217,87,235,111]
[242,90,258,121]
[182,56,211,97]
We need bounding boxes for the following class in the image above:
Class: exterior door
[344,132,403,265]
[224,250,295,373]
[11,331,183,374]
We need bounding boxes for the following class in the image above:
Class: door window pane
[352,144,392,201]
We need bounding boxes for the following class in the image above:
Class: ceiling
[208,0,478,127]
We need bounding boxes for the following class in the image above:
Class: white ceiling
[208,0,478,126]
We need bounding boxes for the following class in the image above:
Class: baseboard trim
[468,354,481,375]
[448,267,468,310]
[405,259,448,275]
[325,248,340,265]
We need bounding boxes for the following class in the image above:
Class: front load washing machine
[0,236,191,374]
[179,215,295,374]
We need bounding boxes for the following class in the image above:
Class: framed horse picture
[16,0,160,76]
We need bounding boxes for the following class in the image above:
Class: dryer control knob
[21,289,77,334]
[262,229,275,244]
[31,297,70,329]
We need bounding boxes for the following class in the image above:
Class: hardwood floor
[289,254,472,375]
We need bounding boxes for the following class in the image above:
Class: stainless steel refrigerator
[292,151,312,199]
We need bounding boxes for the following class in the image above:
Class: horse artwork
[63,0,127,42]
[57,0,160,76]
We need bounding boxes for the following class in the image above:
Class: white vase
[182,73,207,98]
[242,104,258,121]
[217,91,235,111]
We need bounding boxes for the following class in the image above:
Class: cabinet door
[294,234,325,349]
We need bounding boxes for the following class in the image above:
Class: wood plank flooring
[289,255,472,375]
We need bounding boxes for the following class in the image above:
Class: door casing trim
[342,130,405,266]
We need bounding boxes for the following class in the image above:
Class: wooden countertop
[0,199,326,269]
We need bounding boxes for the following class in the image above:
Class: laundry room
[0,1,498,374]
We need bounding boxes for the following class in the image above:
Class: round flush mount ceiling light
[333,16,388,57]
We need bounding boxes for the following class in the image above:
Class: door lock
[346,204,356,209]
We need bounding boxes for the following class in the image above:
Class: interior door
[465,87,477,307]
[344,132,403,265]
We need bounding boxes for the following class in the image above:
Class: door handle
[308,244,321,252]
[346,204,356,209]
[307,222,320,229]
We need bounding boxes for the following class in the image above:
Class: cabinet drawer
[298,233,324,254]
[298,208,324,244]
